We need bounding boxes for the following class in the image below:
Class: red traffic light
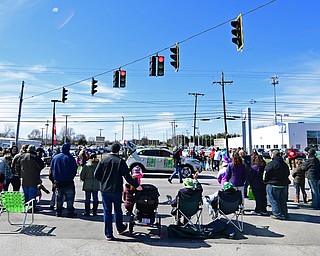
[158,56,164,63]
[120,70,126,76]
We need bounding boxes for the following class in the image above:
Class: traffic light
[62,87,68,103]
[149,56,156,76]
[113,70,119,88]
[157,56,164,76]
[231,14,244,51]
[91,77,98,95]
[119,70,126,87]
[170,43,179,72]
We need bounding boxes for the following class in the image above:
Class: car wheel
[181,165,194,178]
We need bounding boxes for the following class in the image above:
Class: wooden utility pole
[213,72,233,156]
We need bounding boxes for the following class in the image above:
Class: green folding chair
[0,191,35,233]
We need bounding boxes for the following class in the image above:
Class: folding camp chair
[174,189,203,230]
[213,190,243,232]
[0,191,35,233]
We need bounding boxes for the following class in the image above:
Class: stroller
[128,184,161,237]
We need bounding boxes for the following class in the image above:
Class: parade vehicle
[126,147,203,178]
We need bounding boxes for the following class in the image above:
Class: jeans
[169,166,182,181]
[266,184,288,218]
[85,191,99,203]
[308,179,320,209]
[294,182,306,196]
[22,185,38,209]
[101,191,126,238]
[56,183,76,214]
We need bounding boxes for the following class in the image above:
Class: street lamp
[271,75,279,124]
[276,113,289,149]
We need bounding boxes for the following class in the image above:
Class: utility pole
[170,120,177,147]
[62,115,70,143]
[41,128,44,142]
[15,81,25,147]
[213,72,233,157]
[121,116,125,141]
[51,100,61,152]
[271,75,279,124]
[45,120,49,146]
[189,92,204,156]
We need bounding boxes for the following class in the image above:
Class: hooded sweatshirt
[50,144,77,188]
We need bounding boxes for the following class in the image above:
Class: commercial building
[226,122,320,152]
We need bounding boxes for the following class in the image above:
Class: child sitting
[132,165,144,184]
[123,176,138,215]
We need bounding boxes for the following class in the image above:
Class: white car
[126,147,203,178]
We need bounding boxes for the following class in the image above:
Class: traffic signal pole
[213,72,233,157]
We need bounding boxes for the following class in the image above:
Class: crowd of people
[1,142,319,240]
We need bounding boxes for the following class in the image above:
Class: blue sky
[1,0,320,143]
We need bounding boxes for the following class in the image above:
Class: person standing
[11,144,29,191]
[249,155,267,215]
[292,159,307,204]
[286,146,297,170]
[213,147,222,171]
[0,154,13,191]
[80,153,100,216]
[302,148,320,209]
[239,149,252,198]
[225,152,247,206]
[168,147,183,183]
[94,143,142,241]
[50,143,78,217]
[264,150,290,220]
[18,145,45,211]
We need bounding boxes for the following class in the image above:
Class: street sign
[96,136,105,146]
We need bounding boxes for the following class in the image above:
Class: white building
[227,122,320,152]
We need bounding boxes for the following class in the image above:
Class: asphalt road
[0,167,319,256]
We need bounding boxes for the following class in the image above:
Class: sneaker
[260,211,268,216]
[118,223,127,235]
[270,214,285,220]
[249,210,257,215]
[106,236,115,241]
[56,212,62,217]
[167,178,172,184]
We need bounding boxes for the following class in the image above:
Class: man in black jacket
[302,148,320,209]
[264,150,290,220]
[94,143,142,241]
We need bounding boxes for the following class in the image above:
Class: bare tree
[0,124,15,138]
[28,129,41,140]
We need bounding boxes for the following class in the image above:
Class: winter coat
[80,160,100,191]
[19,152,44,187]
[50,144,77,188]
[217,164,228,186]
[302,156,320,181]
[225,163,247,187]
[94,153,139,193]
[292,165,305,184]
[287,148,297,160]
[249,164,266,189]
[264,156,290,186]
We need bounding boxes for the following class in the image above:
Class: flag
[53,117,57,145]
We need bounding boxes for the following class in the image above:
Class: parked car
[126,147,203,178]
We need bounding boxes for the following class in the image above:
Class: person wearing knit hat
[19,144,45,212]
[302,148,320,209]
[94,142,142,240]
